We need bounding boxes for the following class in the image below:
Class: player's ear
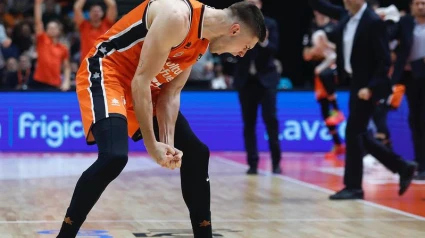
[229,23,241,36]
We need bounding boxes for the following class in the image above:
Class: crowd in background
[0,0,420,92]
[0,0,286,91]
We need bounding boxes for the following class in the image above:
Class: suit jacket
[233,16,280,89]
[389,15,415,84]
[308,0,392,101]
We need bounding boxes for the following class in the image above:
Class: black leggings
[318,98,341,145]
[318,67,337,96]
[58,112,211,238]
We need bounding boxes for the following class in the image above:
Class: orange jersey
[34,33,69,87]
[76,0,210,144]
[78,0,209,89]
[78,19,114,60]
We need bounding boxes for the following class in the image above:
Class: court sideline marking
[214,156,425,221]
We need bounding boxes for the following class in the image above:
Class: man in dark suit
[233,0,281,175]
[308,0,416,200]
[390,0,425,180]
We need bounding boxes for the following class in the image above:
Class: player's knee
[96,150,129,181]
[81,150,128,183]
[106,151,129,171]
[188,141,210,168]
[198,142,210,163]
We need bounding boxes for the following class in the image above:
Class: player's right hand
[146,142,176,168]
[165,148,183,170]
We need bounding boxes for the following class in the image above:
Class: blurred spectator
[8,0,32,14]
[10,21,32,55]
[303,10,345,159]
[0,22,12,79]
[369,2,403,151]
[31,0,70,91]
[16,54,33,89]
[3,53,32,90]
[219,53,237,87]
[233,0,282,175]
[308,0,416,201]
[0,1,23,32]
[389,0,425,179]
[69,60,79,90]
[211,63,229,90]
[189,49,215,82]
[2,56,17,89]
[73,0,117,62]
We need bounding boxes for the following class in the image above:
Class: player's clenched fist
[165,148,183,170]
[146,142,183,170]
[146,142,175,167]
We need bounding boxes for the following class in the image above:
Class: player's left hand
[358,88,372,100]
[164,148,183,170]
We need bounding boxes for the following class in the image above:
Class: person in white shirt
[308,0,416,200]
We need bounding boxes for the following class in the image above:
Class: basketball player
[303,11,345,159]
[57,0,266,237]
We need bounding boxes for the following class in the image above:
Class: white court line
[213,156,425,222]
[0,218,417,224]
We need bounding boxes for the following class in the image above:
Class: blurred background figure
[368,0,403,151]
[233,0,282,175]
[188,49,216,89]
[389,0,425,180]
[31,0,70,91]
[308,0,416,200]
[303,10,345,160]
[73,0,117,62]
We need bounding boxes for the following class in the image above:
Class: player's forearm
[63,66,71,85]
[131,77,157,147]
[155,92,180,147]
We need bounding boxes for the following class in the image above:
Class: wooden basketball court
[0,152,424,237]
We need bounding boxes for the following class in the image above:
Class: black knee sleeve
[82,150,128,185]
[58,117,129,238]
[87,117,129,183]
[180,142,212,238]
[181,141,210,202]
[318,98,330,120]
[196,142,210,171]
[319,68,337,95]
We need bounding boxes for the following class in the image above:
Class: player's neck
[202,7,232,40]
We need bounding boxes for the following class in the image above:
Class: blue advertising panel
[0,91,412,159]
